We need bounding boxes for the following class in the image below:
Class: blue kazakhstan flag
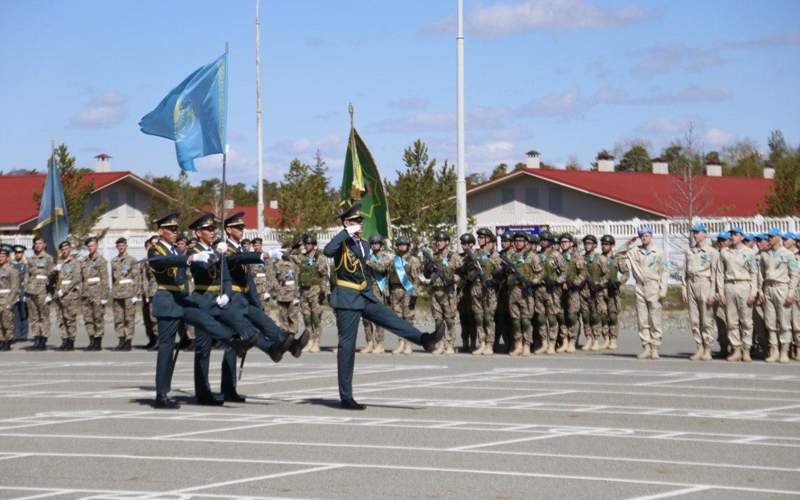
[34,151,69,254]
[139,51,228,171]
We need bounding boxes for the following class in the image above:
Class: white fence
[4,215,798,284]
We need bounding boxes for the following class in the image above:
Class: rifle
[498,252,533,297]
[462,249,489,303]
[421,248,454,291]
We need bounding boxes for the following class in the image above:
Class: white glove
[263,292,271,300]
[144,297,150,304]
[100,299,108,305]
[215,242,228,254]
[44,295,53,304]
[192,251,211,263]
[56,289,64,298]
[269,249,282,261]
[215,294,230,307]
[54,263,62,272]
[291,298,300,305]
[131,297,139,304]
[346,223,362,236]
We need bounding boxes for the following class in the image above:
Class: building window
[126,191,136,217]
[525,187,539,212]
[501,187,514,212]
[548,186,562,213]
[108,191,119,218]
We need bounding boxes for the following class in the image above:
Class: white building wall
[89,179,155,233]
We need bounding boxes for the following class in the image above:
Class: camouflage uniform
[111,252,140,343]
[533,245,566,354]
[54,255,82,343]
[581,248,605,351]
[80,252,109,342]
[293,247,329,349]
[505,247,541,356]
[273,256,301,335]
[252,258,276,314]
[363,244,392,353]
[0,259,19,345]
[26,251,53,340]
[606,251,629,349]
[466,247,502,355]
[423,245,462,355]
[139,259,158,345]
[388,246,420,355]
[559,246,586,352]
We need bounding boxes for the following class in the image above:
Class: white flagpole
[456,0,467,236]
[256,0,265,231]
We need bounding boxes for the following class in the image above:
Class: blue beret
[744,233,755,242]
[729,226,744,235]
[691,223,708,233]
[755,232,769,241]
[637,226,653,236]
[716,231,731,241]
[767,228,782,237]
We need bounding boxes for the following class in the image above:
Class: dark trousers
[335,300,424,401]
[13,300,28,340]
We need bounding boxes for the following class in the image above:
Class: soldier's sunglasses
[347,216,364,223]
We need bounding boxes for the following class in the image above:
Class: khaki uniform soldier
[786,233,800,360]
[680,224,720,361]
[503,232,541,356]
[750,233,771,358]
[597,235,627,350]
[363,235,392,354]
[558,233,586,353]
[387,235,420,354]
[625,226,669,360]
[273,252,302,335]
[717,227,758,362]
[11,245,28,341]
[422,231,462,355]
[25,237,53,350]
[581,235,606,351]
[81,237,109,351]
[292,234,329,353]
[466,228,502,355]
[0,245,19,350]
[533,231,566,354]
[111,238,140,351]
[758,228,800,363]
[140,238,159,350]
[251,238,276,314]
[54,241,81,351]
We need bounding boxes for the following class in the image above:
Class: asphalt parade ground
[1,322,799,500]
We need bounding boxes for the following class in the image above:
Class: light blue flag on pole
[139,51,228,171]
[34,152,69,254]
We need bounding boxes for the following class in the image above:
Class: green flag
[340,105,390,239]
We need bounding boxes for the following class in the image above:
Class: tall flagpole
[50,138,59,253]
[255,0,265,231]
[220,43,230,293]
[455,0,467,236]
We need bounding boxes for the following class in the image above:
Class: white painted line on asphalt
[0,453,29,461]
[156,421,288,439]
[7,489,73,500]
[636,375,714,387]
[449,430,594,451]
[0,485,299,500]
[167,465,345,495]
[625,485,713,500]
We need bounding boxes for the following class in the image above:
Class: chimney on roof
[763,167,775,179]
[705,163,722,177]
[525,150,540,169]
[224,199,234,210]
[95,153,111,172]
[651,158,669,175]
[269,200,278,209]
[596,152,615,172]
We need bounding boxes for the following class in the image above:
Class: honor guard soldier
[141,237,159,350]
[362,234,392,354]
[274,246,302,335]
[558,233,586,353]
[53,241,81,351]
[388,235,421,355]
[81,237,109,351]
[324,200,443,409]
[598,235,628,350]
[533,231,565,354]
[624,226,669,360]
[758,228,799,363]
[504,232,541,356]
[111,237,140,351]
[292,233,329,353]
[26,237,53,350]
[718,227,758,361]
[681,224,720,361]
[0,245,19,351]
[581,234,605,351]
[11,245,28,341]
[251,237,275,313]
[422,231,462,355]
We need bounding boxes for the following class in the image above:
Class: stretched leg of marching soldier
[336,308,361,402]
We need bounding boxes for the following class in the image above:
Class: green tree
[722,139,764,177]
[764,151,800,215]
[767,129,789,165]
[278,157,336,236]
[490,163,508,179]
[466,172,486,187]
[513,162,526,171]
[617,145,650,172]
[146,171,201,231]
[704,151,722,165]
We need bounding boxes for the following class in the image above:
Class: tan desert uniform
[55,255,82,339]
[789,247,800,358]
[0,261,19,342]
[388,252,421,354]
[625,241,669,354]
[426,249,463,355]
[26,251,53,339]
[252,259,276,313]
[718,245,758,355]
[681,240,721,358]
[758,246,800,362]
[293,248,329,348]
[111,253,140,341]
[273,257,301,334]
[363,249,392,353]
[139,259,158,341]
[80,252,109,340]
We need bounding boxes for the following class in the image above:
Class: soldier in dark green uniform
[11,245,28,342]
[581,235,604,351]
[533,231,566,354]
[457,233,477,352]
[323,200,443,410]
[494,232,514,352]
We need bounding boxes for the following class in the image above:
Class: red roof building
[229,205,283,228]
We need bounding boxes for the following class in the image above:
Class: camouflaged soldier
[0,245,19,351]
[598,235,628,351]
[140,237,159,350]
[251,237,276,313]
[26,237,54,350]
[558,233,586,353]
[581,235,606,351]
[52,241,81,351]
[362,234,392,354]
[111,237,140,351]
[681,224,720,362]
[532,231,566,354]
[11,245,28,341]
[625,226,669,360]
[292,233,329,353]
[273,249,302,336]
[422,231,462,355]
[456,233,478,352]
[504,232,542,356]
[81,237,110,351]
[495,232,514,351]
[758,228,800,363]
[465,228,503,355]
[387,235,420,354]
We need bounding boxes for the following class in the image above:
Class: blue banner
[33,152,69,254]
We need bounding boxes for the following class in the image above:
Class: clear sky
[1,0,798,187]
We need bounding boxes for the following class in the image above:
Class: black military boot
[122,339,132,351]
[0,341,7,351]
[144,336,157,350]
[56,338,69,351]
[85,337,95,351]
[38,337,48,351]
[66,338,75,351]
[112,337,126,351]
[94,337,102,351]
[290,330,311,358]
[181,338,195,352]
